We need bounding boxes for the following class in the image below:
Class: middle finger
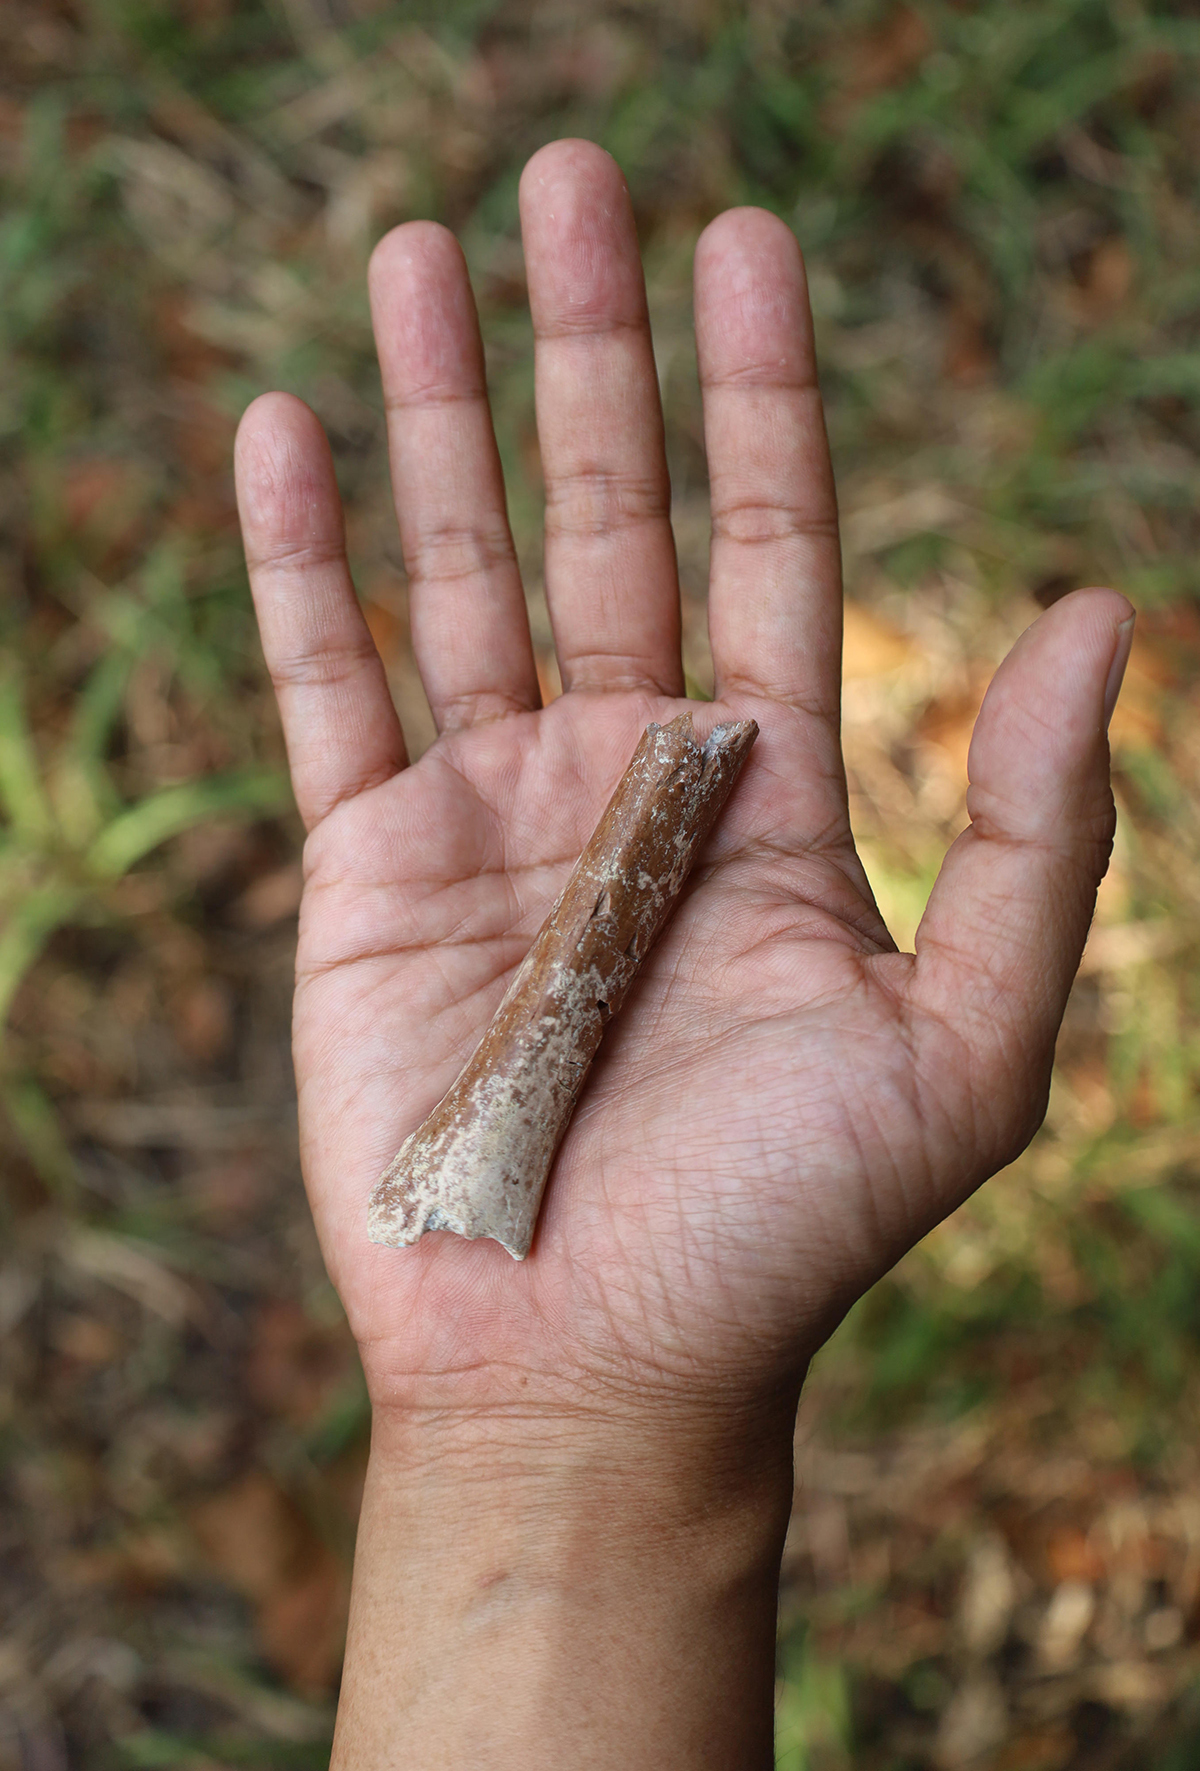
[519,140,683,697]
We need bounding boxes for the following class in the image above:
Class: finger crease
[384,385,487,413]
[270,638,380,692]
[306,756,404,831]
[534,314,648,341]
[559,651,679,695]
[710,504,840,548]
[436,689,537,730]
[406,524,518,585]
[714,672,839,723]
[700,367,822,395]
[544,470,670,537]
[248,539,348,575]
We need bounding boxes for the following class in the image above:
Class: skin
[234,139,1133,1768]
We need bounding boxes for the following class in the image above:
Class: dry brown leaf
[991,1727,1075,1769]
[190,1470,348,1694]
[943,304,995,387]
[843,5,933,104]
[842,602,913,679]
[257,1553,347,1697]
[1090,1659,1171,1709]
[958,1536,1018,1656]
[1128,1066,1161,1129]
[1037,1579,1096,1670]
[246,1298,355,1426]
[535,646,562,704]
[171,387,237,478]
[935,1672,1008,1768]
[916,682,988,793]
[191,1471,297,1602]
[1068,237,1135,324]
[189,1150,272,1228]
[361,597,406,668]
[170,976,235,1066]
[61,457,152,571]
[63,1227,197,1327]
[229,861,303,929]
[50,1314,122,1366]
[190,1469,348,1692]
[62,1525,188,1596]
[1046,1523,1107,1585]
[1056,1056,1116,1134]
[155,288,240,383]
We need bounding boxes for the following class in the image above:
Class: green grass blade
[51,647,136,844]
[0,1074,77,1204]
[0,668,54,842]
[84,769,290,880]
[0,882,82,1027]
[116,1731,333,1769]
[68,644,133,768]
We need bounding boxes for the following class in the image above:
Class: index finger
[235,393,408,831]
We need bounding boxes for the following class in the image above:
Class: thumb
[908,587,1134,1162]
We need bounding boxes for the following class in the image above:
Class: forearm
[331,1399,796,1770]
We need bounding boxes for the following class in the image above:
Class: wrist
[333,1392,798,1769]
[356,1312,807,1544]
[367,1387,796,1578]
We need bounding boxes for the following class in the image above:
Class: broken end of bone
[646,713,759,790]
[367,1185,530,1261]
[650,710,758,754]
[701,717,758,770]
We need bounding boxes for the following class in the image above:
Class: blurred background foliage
[2,0,1200,1763]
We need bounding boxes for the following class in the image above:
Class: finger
[519,140,683,697]
[695,210,842,741]
[235,393,407,830]
[908,588,1134,1156]
[368,222,539,732]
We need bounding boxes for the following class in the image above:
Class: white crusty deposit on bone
[367,959,607,1257]
[367,712,758,1260]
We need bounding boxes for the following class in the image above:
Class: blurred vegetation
[2,0,1200,1764]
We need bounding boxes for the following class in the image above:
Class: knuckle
[384,382,484,413]
[544,466,669,539]
[406,520,517,587]
[703,362,815,393]
[436,688,534,730]
[559,648,675,694]
[710,500,839,549]
[536,312,643,341]
[248,537,347,576]
[269,633,378,691]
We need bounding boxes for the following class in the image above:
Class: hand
[234,139,1132,1767]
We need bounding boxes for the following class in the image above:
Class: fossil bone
[367,711,758,1259]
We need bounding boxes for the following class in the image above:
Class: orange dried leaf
[842,602,913,679]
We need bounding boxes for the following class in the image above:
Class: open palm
[235,141,1130,1428]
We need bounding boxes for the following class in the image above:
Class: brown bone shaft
[366,712,758,1260]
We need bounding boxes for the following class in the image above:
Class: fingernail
[1103,614,1136,730]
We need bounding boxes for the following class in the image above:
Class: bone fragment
[367,711,758,1260]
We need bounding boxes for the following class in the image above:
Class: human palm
[236,141,1130,1425]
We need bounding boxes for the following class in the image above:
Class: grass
[2,0,1200,1763]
